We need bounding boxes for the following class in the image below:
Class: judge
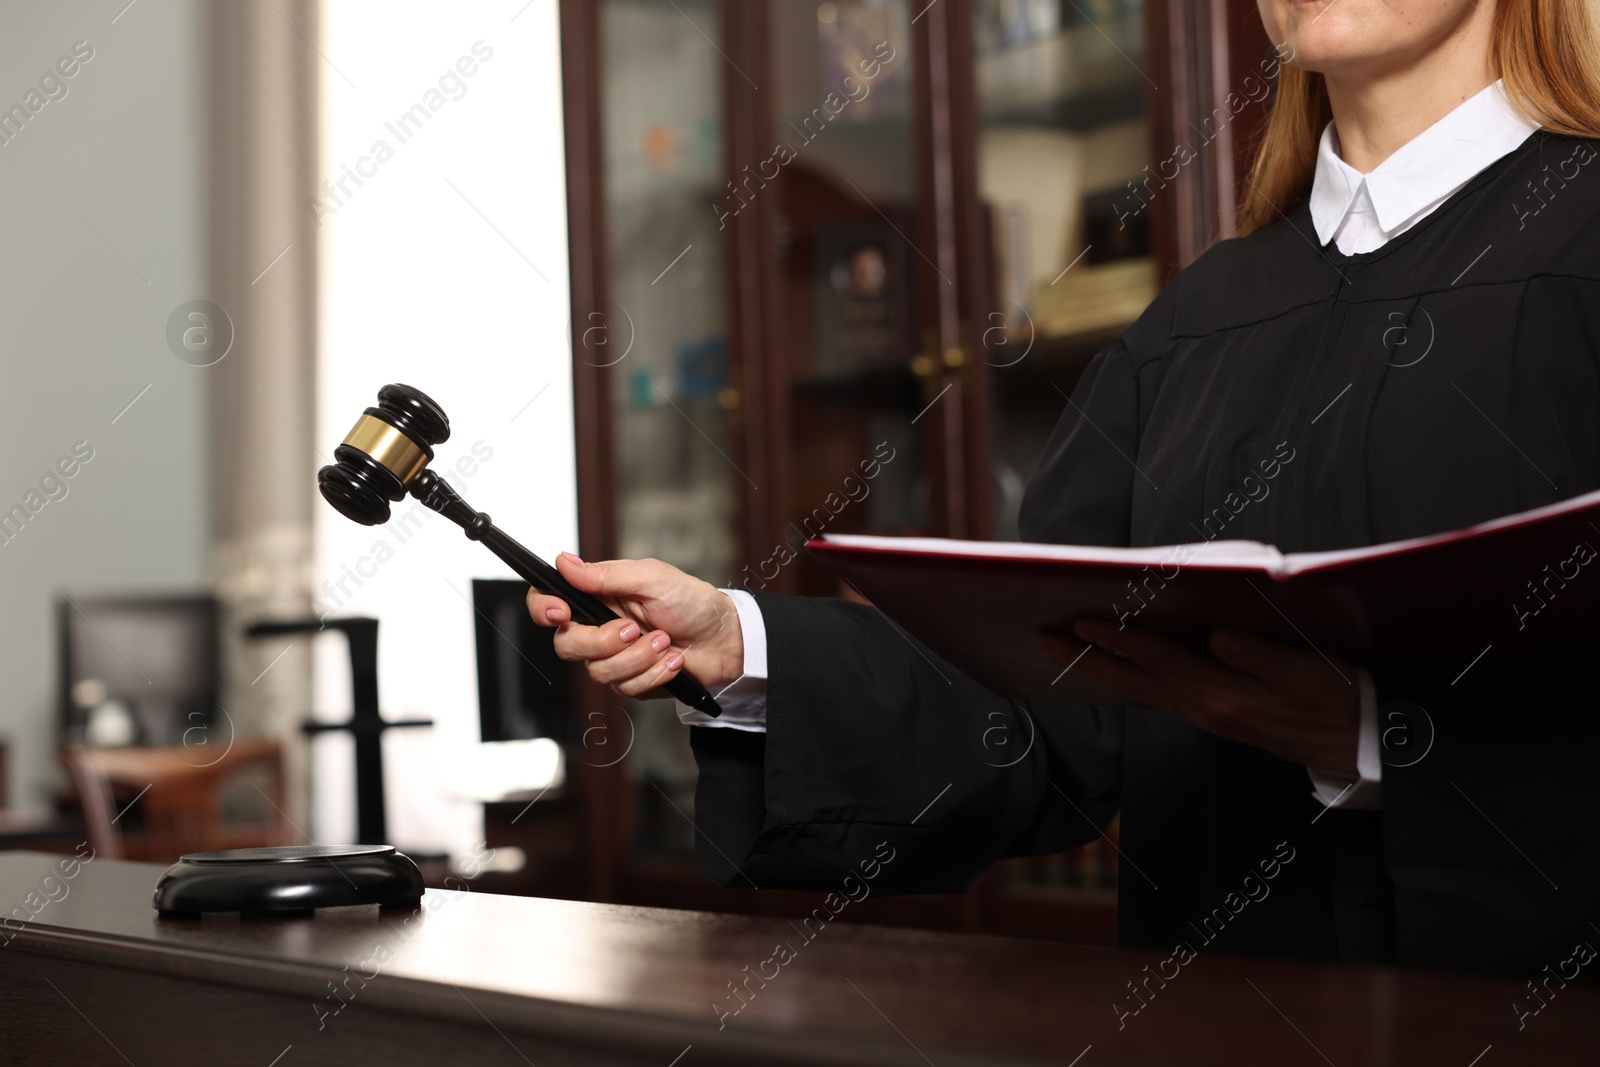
[530,0,1600,970]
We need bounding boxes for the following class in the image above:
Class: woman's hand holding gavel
[526,554,745,702]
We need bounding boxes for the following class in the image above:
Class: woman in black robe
[529,0,1600,971]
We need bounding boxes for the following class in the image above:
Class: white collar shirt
[1309,79,1539,255]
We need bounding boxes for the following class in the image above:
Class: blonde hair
[1238,0,1600,236]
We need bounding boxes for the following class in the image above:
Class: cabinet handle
[913,346,968,379]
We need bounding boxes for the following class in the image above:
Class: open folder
[806,487,1600,705]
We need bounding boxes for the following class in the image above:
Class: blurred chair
[61,739,288,862]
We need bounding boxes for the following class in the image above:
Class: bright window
[315,0,574,855]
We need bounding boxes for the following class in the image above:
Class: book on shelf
[1030,256,1156,340]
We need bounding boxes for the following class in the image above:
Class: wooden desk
[0,851,1590,1066]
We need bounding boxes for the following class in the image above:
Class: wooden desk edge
[3,909,1035,1067]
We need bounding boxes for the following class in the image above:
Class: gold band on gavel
[342,414,430,486]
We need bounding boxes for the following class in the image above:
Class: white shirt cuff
[1308,666,1382,809]
[676,589,769,732]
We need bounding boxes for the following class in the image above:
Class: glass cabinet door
[595,0,953,868]
[972,0,1155,906]
[766,0,928,599]
[973,0,1156,541]
[568,0,1254,935]
[599,0,738,864]
[587,0,1148,890]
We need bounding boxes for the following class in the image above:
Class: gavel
[317,383,722,716]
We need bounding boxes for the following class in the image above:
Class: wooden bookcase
[545,0,1273,942]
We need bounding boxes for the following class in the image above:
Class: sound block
[152,845,424,919]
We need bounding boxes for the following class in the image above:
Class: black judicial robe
[691,130,1600,970]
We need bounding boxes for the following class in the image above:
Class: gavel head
[318,383,451,525]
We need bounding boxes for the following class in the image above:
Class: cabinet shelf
[789,361,921,407]
[977,12,1148,131]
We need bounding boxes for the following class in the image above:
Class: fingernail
[1073,620,1100,641]
[559,551,585,567]
[619,624,638,642]
[665,652,684,671]
[545,608,566,624]
[650,633,669,652]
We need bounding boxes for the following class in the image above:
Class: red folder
[806,488,1600,704]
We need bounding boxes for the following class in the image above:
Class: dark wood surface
[1,851,1592,1066]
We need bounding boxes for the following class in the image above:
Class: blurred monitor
[472,579,575,745]
[57,595,219,747]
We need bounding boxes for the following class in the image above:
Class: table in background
[0,812,84,856]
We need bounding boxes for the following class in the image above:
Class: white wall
[315,0,576,854]
[0,1,209,811]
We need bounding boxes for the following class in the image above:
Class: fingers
[611,647,685,700]
[1070,619,1243,714]
[1068,624,1359,770]
[526,588,570,627]
[1039,628,1157,704]
[548,615,684,695]
[1073,619,1213,683]
[1210,629,1354,689]
[1066,639,1166,708]
[555,552,672,601]
[552,616,643,663]
[536,598,686,699]
[586,628,677,686]
[524,550,730,704]
[1036,631,1086,666]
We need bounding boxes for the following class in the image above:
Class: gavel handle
[409,470,722,717]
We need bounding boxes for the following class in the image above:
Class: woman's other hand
[1039,622,1359,778]
[527,554,743,701]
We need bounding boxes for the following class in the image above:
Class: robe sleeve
[690,339,1145,894]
